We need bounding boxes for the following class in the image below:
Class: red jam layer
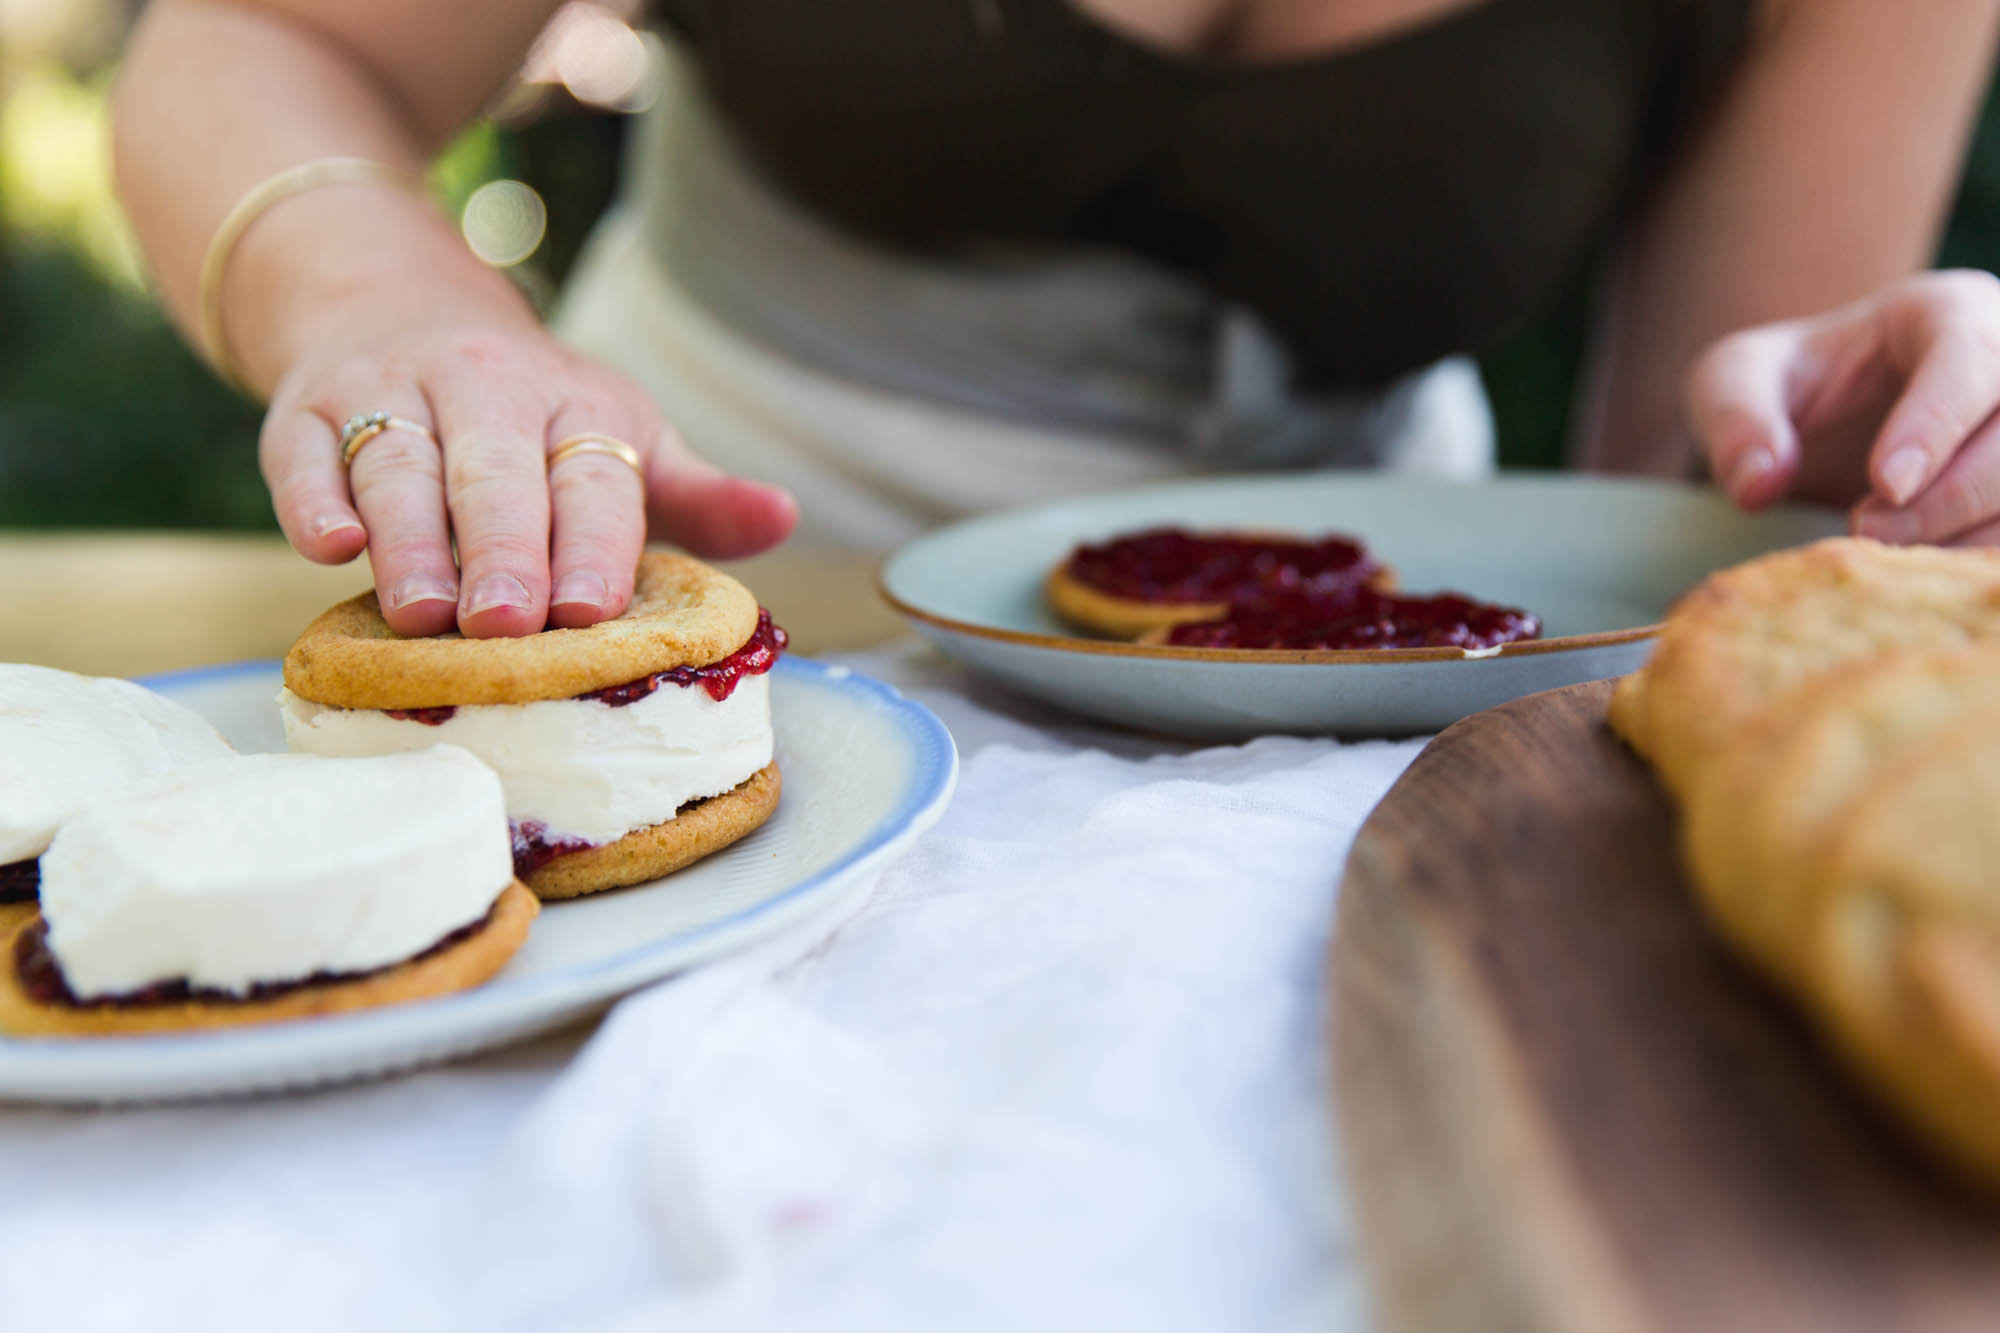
[1162,589,1542,651]
[385,705,458,726]
[0,858,36,904]
[510,820,600,879]
[1065,528,1379,604]
[583,608,788,706]
[508,785,725,879]
[386,609,788,727]
[14,906,494,1009]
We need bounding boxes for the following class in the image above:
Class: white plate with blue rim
[880,472,1847,739]
[0,655,956,1103]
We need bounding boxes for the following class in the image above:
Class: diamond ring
[338,412,437,469]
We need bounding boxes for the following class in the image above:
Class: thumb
[1685,326,1806,510]
[644,430,798,558]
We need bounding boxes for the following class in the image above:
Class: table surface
[0,532,907,677]
[0,530,1386,1331]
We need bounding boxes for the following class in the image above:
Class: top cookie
[1610,537,2000,797]
[283,552,761,709]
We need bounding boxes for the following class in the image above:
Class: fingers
[1946,516,2000,549]
[426,338,553,639]
[1686,326,1806,510]
[1867,271,2000,507]
[277,329,783,641]
[340,400,460,638]
[645,424,799,558]
[544,400,648,631]
[1856,409,2000,545]
[258,402,366,565]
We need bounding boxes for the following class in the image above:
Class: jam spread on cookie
[508,786,725,878]
[1162,589,1542,651]
[0,859,37,904]
[509,820,599,878]
[378,609,789,727]
[13,906,494,1009]
[581,608,788,707]
[385,705,458,726]
[1066,528,1379,604]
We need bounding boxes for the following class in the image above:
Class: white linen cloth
[0,643,1426,1332]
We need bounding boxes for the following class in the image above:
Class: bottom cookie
[0,880,539,1038]
[0,900,35,942]
[524,762,782,901]
[1044,565,1228,641]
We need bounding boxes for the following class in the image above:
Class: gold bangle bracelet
[197,157,420,396]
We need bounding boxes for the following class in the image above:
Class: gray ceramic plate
[879,473,1846,739]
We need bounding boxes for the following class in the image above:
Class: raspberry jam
[1066,529,1379,604]
[386,705,458,726]
[383,608,788,724]
[1163,589,1541,651]
[508,786,724,878]
[0,858,37,904]
[14,907,493,1009]
[581,608,788,706]
[510,821,599,879]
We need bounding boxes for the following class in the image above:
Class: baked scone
[281,552,784,900]
[1681,648,2000,991]
[1610,537,2000,798]
[1046,528,1393,640]
[0,747,535,1037]
[0,663,234,912]
[1795,706,2000,1189]
[1620,540,2000,1191]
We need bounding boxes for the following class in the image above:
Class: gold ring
[548,433,645,480]
[339,412,436,469]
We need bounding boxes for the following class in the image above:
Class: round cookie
[1611,537,2000,797]
[284,552,760,709]
[1045,529,1393,641]
[1045,564,1231,641]
[525,763,780,900]
[0,881,538,1038]
[1681,647,2000,990]
[0,900,33,939]
[1793,708,2000,1190]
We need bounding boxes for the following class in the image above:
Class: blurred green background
[4,1,2000,533]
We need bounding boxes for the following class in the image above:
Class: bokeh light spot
[460,179,548,268]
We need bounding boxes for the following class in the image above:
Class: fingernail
[1856,504,1920,544]
[312,515,364,541]
[388,572,457,610]
[466,573,531,615]
[551,571,609,608]
[1729,446,1774,496]
[1881,445,1929,506]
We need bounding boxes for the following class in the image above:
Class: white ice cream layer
[41,746,513,998]
[277,673,773,843]
[0,663,235,863]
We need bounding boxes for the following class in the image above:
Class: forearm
[113,0,539,398]
[1573,0,2000,477]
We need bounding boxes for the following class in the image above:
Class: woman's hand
[259,325,798,638]
[1689,269,2000,546]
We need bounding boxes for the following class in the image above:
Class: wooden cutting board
[1331,680,2000,1333]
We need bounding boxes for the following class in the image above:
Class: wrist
[223,183,541,398]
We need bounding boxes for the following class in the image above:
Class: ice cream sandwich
[279,553,783,899]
